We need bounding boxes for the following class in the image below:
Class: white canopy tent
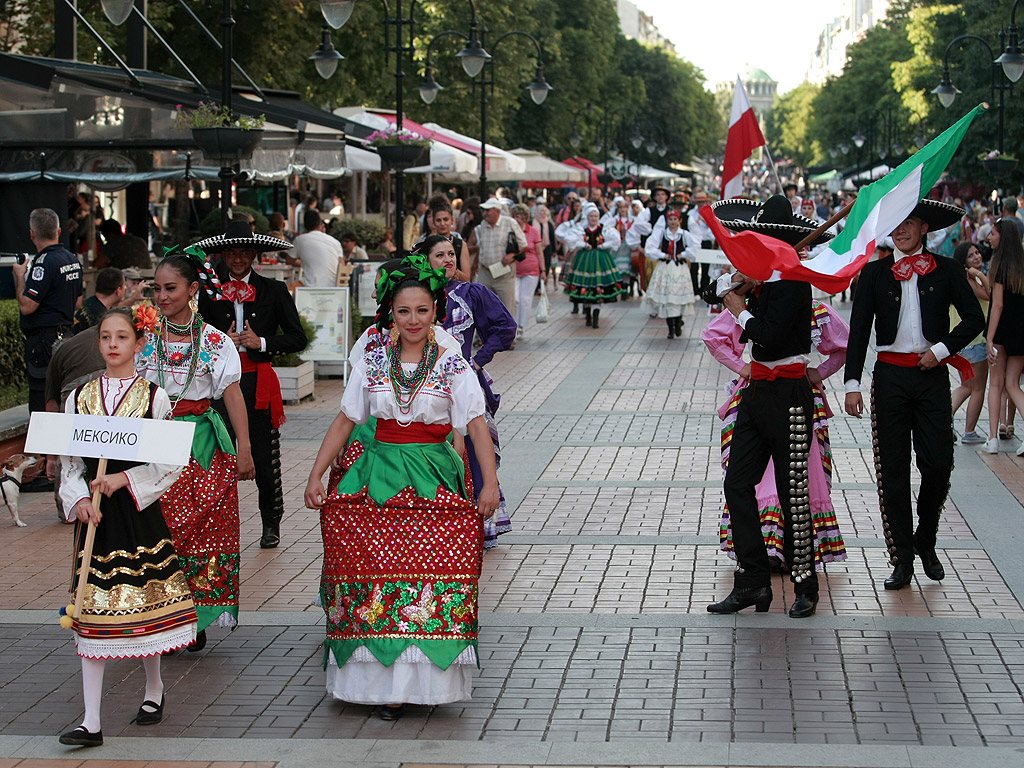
[485,148,588,184]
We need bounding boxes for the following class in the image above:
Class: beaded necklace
[156,312,203,408]
[388,339,439,417]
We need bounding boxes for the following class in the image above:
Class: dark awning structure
[0,53,358,182]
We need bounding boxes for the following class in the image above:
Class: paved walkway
[2,290,1024,767]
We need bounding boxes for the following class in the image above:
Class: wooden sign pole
[72,457,107,621]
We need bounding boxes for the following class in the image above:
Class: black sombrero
[710,195,834,247]
[907,199,964,231]
[194,220,293,254]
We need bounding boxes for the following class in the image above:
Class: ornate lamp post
[418,7,550,199]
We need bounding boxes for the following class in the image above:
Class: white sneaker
[984,438,999,454]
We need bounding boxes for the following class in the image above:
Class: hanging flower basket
[192,127,264,164]
[982,156,1018,179]
[376,144,430,170]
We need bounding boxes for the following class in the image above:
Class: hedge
[329,217,388,250]
[0,300,26,393]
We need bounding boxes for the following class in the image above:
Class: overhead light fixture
[996,26,1024,82]
[630,133,643,149]
[320,0,356,29]
[527,68,552,105]
[100,0,134,25]
[456,34,491,79]
[852,131,866,149]
[417,67,443,105]
[309,25,344,80]
[931,69,960,108]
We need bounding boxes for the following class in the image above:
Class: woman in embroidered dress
[557,204,624,329]
[138,251,254,652]
[643,207,698,339]
[602,196,635,289]
[702,293,848,570]
[58,308,197,748]
[420,234,516,548]
[306,255,499,720]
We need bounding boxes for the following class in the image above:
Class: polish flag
[721,77,766,200]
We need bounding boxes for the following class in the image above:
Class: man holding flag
[843,199,984,591]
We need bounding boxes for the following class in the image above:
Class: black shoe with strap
[59,725,103,747]
[377,704,405,720]
[131,695,165,726]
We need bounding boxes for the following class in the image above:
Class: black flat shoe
[915,545,945,581]
[131,695,164,726]
[884,563,915,590]
[187,629,207,652]
[789,593,818,618]
[59,725,103,747]
[260,525,280,549]
[707,586,772,614]
[377,704,405,721]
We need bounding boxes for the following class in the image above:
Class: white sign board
[295,286,351,365]
[25,412,196,465]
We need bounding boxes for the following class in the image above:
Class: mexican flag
[701,103,986,293]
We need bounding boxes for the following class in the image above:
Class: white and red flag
[721,77,766,200]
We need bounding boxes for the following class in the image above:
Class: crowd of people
[13,166,1023,745]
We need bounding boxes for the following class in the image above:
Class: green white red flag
[702,103,987,293]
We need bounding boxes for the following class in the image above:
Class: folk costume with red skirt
[703,301,848,569]
[321,340,487,706]
[59,375,197,658]
[138,320,243,631]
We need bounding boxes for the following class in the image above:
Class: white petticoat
[76,622,197,659]
[325,644,476,705]
[641,260,695,318]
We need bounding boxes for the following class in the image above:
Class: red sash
[877,350,974,384]
[750,362,807,381]
[240,355,286,429]
[171,398,210,418]
[375,419,452,444]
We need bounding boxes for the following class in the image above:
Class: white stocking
[142,655,163,706]
[80,657,105,733]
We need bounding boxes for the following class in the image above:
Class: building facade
[807,0,891,84]
[616,0,676,53]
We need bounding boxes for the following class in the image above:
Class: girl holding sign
[138,252,254,650]
[58,307,197,748]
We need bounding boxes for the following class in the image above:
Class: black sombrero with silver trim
[906,199,964,231]
[194,220,293,253]
[711,195,834,247]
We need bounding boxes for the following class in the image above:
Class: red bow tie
[891,253,936,281]
[221,280,255,303]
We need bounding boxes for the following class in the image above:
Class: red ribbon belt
[750,362,807,381]
[877,350,974,384]
[375,419,452,444]
[240,355,286,429]
[891,253,937,281]
[221,280,256,303]
[171,398,210,418]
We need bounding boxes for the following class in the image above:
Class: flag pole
[761,142,785,195]
[793,200,855,251]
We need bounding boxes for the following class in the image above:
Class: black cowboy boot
[591,309,600,329]
[584,305,592,326]
[666,318,675,338]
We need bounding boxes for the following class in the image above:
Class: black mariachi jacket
[198,269,307,365]
[740,280,812,362]
[844,251,985,384]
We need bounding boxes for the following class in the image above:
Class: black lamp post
[931,33,1010,155]
[418,8,550,199]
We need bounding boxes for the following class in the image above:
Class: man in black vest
[844,200,983,590]
[707,196,835,618]
[196,221,307,549]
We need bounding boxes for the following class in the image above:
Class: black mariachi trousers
[870,362,952,566]
[723,376,819,594]
[214,371,285,529]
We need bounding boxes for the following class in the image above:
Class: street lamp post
[418,9,550,199]
[931,33,1010,154]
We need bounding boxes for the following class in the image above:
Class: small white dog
[2,454,39,527]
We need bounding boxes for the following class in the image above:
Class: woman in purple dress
[421,235,517,547]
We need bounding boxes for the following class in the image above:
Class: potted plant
[272,315,316,402]
[979,150,1018,179]
[366,125,431,169]
[177,101,265,164]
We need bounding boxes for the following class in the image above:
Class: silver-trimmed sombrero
[194,220,293,253]
[907,199,964,231]
[711,195,834,247]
